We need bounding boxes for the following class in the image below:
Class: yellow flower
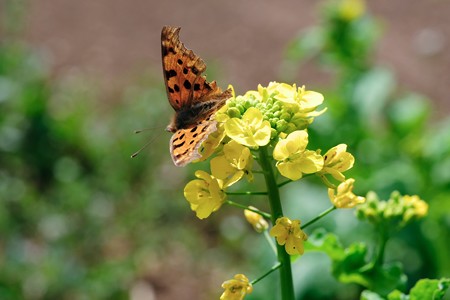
[265,82,325,113]
[297,85,325,113]
[273,130,324,180]
[224,107,271,147]
[184,171,226,219]
[319,144,355,182]
[211,140,253,187]
[338,0,366,21]
[270,217,308,255]
[220,274,253,300]
[244,207,269,233]
[402,195,428,223]
[328,178,366,208]
[197,124,227,162]
[265,82,298,105]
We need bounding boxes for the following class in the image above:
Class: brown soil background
[24,0,450,116]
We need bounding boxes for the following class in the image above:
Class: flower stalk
[258,145,295,300]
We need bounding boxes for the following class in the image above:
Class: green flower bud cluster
[356,191,428,228]
[222,88,317,139]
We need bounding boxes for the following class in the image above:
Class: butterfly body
[161,26,231,166]
[167,99,227,133]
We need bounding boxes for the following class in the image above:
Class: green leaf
[352,67,395,127]
[305,228,345,260]
[305,229,407,295]
[364,263,407,296]
[409,278,450,300]
[361,290,386,300]
[387,289,408,300]
[285,27,325,62]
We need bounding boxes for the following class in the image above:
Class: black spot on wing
[177,59,183,65]
[168,87,174,93]
[174,84,180,92]
[183,68,188,74]
[166,69,177,78]
[183,80,192,90]
[194,84,201,91]
[174,140,185,147]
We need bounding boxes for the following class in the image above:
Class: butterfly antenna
[130,131,163,158]
[134,125,165,134]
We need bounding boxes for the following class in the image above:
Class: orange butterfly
[161,26,231,166]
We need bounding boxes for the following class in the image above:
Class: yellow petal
[276,161,304,181]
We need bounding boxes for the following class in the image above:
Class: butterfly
[161,26,232,167]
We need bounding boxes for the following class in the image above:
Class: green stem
[277,173,313,188]
[277,179,292,188]
[302,206,337,229]
[226,200,272,219]
[374,224,389,267]
[250,262,282,285]
[226,191,267,196]
[264,230,277,255]
[258,146,295,300]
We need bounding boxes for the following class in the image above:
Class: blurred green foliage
[1,0,449,299]
[0,25,208,299]
[277,0,450,299]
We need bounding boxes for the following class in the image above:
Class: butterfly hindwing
[170,120,217,167]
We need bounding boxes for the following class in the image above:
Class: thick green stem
[258,146,295,300]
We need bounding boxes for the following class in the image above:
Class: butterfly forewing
[161,26,232,166]
[161,26,205,111]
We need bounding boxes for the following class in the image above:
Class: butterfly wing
[162,26,204,111]
[170,120,217,167]
[161,26,229,112]
[162,26,232,166]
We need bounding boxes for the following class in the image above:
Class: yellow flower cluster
[183,82,365,218]
[356,191,428,227]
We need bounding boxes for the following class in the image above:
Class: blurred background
[1,0,449,299]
